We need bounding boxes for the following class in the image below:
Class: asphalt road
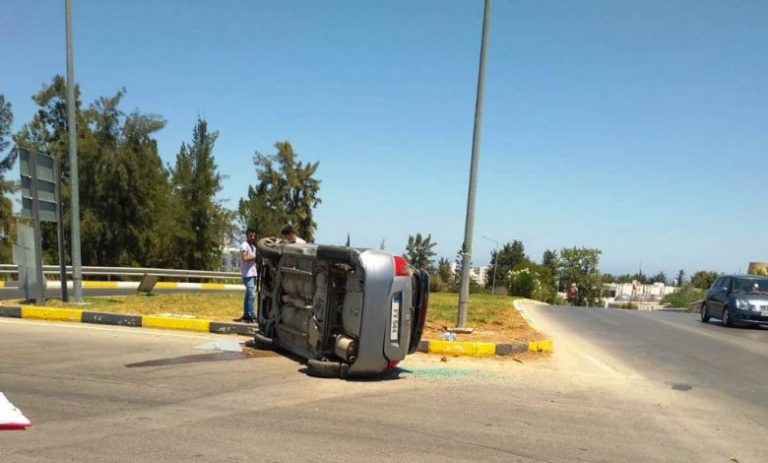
[522,304,768,413]
[2,307,766,462]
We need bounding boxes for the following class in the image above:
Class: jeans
[242,276,256,319]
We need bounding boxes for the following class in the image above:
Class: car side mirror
[721,286,729,292]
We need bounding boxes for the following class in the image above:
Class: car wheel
[700,303,710,323]
[722,306,732,327]
[306,359,343,378]
[257,236,283,261]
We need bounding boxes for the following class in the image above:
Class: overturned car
[253,238,429,378]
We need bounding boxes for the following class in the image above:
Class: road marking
[581,353,622,377]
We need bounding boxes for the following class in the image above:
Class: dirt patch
[422,315,543,344]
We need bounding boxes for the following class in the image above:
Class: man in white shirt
[234,227,258,323]
[281,224,306,244]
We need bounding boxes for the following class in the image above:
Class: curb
[417,338,553,357]
[0,305,257,336]
[416,298,554,357]
[0,300,553,358]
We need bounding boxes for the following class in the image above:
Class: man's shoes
[233,316,257,324]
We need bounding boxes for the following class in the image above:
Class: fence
[0,264,240,283]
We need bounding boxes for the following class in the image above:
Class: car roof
[725,274,768,280]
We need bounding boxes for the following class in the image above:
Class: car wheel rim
[723,308,729,325]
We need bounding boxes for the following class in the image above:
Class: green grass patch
[428,292,520,324]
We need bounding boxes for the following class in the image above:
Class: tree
[405,233,436,270]
[13,76,90,264]
[690,270,719,290]
[542,249,559,274]
[648,271,668,285]
[507,265,538,298]
[454,248,480,293]
[239,141,321,241]
[676,269,685,287]
[0,95,18,263]
[559,246,602,306]
[486,240,530,290]
[167,118,230,270]
[436,257,453,284]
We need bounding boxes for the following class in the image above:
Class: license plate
[390,294,402,342]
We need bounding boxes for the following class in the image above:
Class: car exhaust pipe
[334,335,358,363]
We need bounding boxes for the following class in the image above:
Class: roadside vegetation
[29,290,542,343]
[661,284,705,310]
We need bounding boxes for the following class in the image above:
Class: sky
[2,0,767,278]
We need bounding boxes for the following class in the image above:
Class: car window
[733,278,768,293]
[721,277,731,291]
[710,278,722,291]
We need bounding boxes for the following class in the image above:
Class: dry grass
[424,292,542,343]
[8,291,544,342]
[39,292,245,322]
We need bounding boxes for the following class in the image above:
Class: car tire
[252,333,275,350]
[700,303,710,323]
[722,306,732,327]
[257,236,283,261]
[306,359,343,378]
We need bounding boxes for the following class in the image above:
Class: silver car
[253,238,429,378]
[701,275,768,327]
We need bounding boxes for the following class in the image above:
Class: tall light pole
[482,235,498,294]
[457,0,492,328]
[65,0,83,303]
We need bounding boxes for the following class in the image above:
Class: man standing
[281,224,306,244]
[235,227,258,323]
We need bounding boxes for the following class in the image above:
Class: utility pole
[65,0,83,303]
[458,0,492,328]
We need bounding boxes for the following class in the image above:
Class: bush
[662,284,705,308]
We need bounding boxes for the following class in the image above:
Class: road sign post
[19,148,65,305]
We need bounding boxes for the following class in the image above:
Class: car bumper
[732,309,768,325]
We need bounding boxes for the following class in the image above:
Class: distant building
[448,262,489,286]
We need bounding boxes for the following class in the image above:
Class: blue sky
[2,1,767,278]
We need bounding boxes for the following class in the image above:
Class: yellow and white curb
[0,305,256,336]
[419,337,552,357]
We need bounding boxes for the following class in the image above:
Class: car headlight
[735,299,748,310]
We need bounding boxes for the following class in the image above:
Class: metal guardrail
[0,264,240,281]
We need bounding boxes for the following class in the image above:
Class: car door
[712,277,731,318]
[704,277,721,316]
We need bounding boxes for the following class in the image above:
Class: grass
[7,290,544,343]
[424,292,541,342]
[39,292,245,321]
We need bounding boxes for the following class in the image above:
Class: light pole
[482,235,498,294]
[457,0,492,328]
[65,0,83,303]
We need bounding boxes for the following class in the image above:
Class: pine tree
[0,95,18,262]
[169,118,230,270]
[239,141,321,241]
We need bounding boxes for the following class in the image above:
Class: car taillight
[385,360,400,371]
[393,256,410,276]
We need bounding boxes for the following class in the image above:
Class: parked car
[701,274,768,327]
[252,237,429,378]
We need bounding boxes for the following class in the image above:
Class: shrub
[662,284,705,308]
